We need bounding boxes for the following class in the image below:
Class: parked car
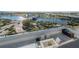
[62,29,74,38]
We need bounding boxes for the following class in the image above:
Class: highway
[0,26,64,48]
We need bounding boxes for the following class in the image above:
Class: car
[32,17,37,21]
[62,29,74,38]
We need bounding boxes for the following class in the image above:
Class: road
[0,26,65,48]
[59,38,79,48]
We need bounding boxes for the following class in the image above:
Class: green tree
[5,26,17,35]
[22,19,31,26]
[22,20,32,31]
[0,19,11,27]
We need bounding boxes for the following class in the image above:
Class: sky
[0,0,79,11]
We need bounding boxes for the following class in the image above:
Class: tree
[22,19,31,26]
[0,19,11,27]
[22,19,33,31]
[5,26,17,35]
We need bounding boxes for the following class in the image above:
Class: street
[0,27,64,47]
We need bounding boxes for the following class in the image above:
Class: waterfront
[0,12,79,48]
[0,15,67,23]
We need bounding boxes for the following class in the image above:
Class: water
[0,15,25,20]
[0,15,67,24]
[37,18,67,24]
